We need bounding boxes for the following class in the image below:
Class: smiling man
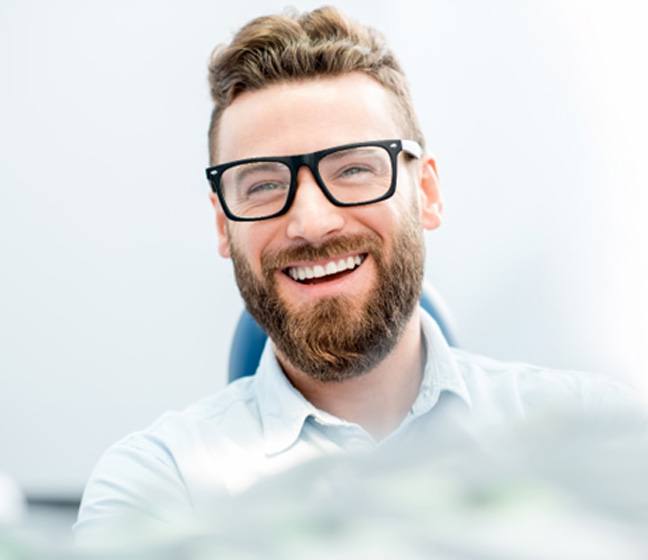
[211,72,441,440]
[75,6,643,540]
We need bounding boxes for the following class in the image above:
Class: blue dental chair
[228,283,458,382]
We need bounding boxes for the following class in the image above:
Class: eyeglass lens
[219,145,392,219]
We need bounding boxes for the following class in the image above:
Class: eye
[343,166,369,175]
[337,165,373,179]
[246,181,287,196]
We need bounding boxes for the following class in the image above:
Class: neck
[275,309,425,441]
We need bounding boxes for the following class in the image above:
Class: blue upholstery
[228,282,457,383]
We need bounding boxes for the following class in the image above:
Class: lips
[283,253,367,284]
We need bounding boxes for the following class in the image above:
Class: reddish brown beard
[229,220,424,382]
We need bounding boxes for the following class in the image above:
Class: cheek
[395,164,421,208]
[358,200,406,240]
[232,223,280,274]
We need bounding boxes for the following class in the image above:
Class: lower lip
[278,257,371,300]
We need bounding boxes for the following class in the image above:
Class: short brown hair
[207,6,424,163]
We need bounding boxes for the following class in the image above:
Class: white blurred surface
[0,472,25,523]
[0,1,646,495]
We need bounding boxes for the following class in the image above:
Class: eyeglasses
[205,139,422,222]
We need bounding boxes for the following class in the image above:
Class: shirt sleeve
[73,430,194,546]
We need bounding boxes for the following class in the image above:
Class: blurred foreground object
[2,408,648,559]
[0,473,24,524]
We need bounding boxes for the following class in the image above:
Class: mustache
[261,234,382,274]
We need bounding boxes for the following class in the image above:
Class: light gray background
[1,1,647,497]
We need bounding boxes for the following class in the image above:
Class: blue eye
[341,166,371,176]
[246,181,288,197]
[334,165,376,182]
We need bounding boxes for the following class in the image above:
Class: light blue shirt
[74,309,641,540]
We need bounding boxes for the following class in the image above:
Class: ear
[209,193,231,258]
[417,155,443,231]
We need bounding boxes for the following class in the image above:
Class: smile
[283,254,367,284]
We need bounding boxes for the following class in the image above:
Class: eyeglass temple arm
[401,139,423,159]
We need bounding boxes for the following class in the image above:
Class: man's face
[211,73,442,381]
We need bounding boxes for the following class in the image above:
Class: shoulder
[96,374,262,469]
[449,347,644,418]
[75,377,261,542]
[165,375,260,432]
[102,376,261,458]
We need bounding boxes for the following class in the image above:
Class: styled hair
[207,6,424,163]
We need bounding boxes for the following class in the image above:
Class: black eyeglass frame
[205,139,423,222]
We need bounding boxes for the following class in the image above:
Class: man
[75,6,642,540]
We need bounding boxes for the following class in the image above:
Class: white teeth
[286,254,366,282]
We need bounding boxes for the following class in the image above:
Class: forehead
[216,72,404,164]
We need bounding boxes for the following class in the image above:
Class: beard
[229,214,424,382]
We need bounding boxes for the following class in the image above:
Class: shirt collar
[254,307,472,455]
[254,343,319,456]
[412,308,472,417]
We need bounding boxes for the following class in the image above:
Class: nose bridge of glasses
[291,152,333,204]
[285,160,345,240]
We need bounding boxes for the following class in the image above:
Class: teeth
[286,254,366,283]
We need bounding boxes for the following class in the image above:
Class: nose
[285,166,346,243]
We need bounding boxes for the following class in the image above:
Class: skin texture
[210,72,443,439]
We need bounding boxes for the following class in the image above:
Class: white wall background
[1,1,646,497]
